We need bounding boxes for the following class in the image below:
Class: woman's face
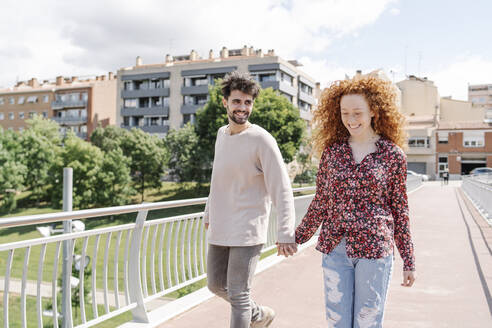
[340,94,375,139]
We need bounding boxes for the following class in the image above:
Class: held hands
[402,271,416,287]
[276,242,298,257]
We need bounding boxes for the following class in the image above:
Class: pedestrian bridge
[0,177,491,327]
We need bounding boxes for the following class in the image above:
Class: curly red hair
[312,76,406,155]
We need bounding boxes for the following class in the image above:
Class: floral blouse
[295,137,415,271]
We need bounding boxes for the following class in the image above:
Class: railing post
[128,210,150,323]
[62,168,73,328]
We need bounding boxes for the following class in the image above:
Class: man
[204,71,297,328]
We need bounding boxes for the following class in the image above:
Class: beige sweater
[203,124,295,246]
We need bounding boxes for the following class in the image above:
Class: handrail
[0,186,316,327]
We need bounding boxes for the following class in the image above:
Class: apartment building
[436,122,492,178]
[468,83,492,123]
[116,46,319,137]
[396,75,489,179]
[0,73,117,139]
[397,76,440,178]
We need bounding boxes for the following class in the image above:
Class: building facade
[0,74,117,139]
[468,84,492,123]
[116,46,319,137]
[397,76,440,178]
[397,76,490,179]
[436,122,492,178]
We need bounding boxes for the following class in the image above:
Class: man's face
[222,90,254,125]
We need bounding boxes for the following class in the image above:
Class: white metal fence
[0,176,422,328]
[0,187,315,328]
[462,175,492,223]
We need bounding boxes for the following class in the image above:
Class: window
[29,112,35,119]
[42,111,48,118]
[124,81,134,91]
[27,96,38,103]
[139,98,149,108]
[162,79,170,88]
[463,131,484,148]
[298,100,311,111]
[281,72,293,85]
[18,127,23,132]
[0,113,4,120]
[19,112,24,119]
[43,95,49,103]
[196,95,208,105]
[183,114,195,124]
[18,96,25,104]
[438,132,448,144]
[151,97,162,106]
[0,97,4,105]
[186,76,208,87]
[81,93,88,101]
[9,97,15,104]
[408,137,429,148]
[150,79,161,89]
[163,97,170,107]
[184,96,194,105]
[9,112,14,120]
[124,98,137,108]
[259,73,277,82]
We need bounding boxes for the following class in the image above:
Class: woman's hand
[402,270,416,287]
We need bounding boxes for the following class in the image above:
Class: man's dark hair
[221,71,260,100]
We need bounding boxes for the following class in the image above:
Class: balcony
[181,104,204,115]
[121,106,169,117]
[181,85,209,95]
[121,88,170,98]
[299,109,312,121]
[52,116,87,125]
[298,91,315,105]
[120,124,170,134]
[259,81,298,97]
[51,99,87,110]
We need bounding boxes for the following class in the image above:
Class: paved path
[161,182,492,327]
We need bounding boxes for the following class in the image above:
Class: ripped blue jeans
[322,238,393,328]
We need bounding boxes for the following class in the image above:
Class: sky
[0,0,490,100]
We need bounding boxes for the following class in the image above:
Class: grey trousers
[207,243,263,328]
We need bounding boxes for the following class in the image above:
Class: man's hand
[276,243,297,257]
[205,223,209,230]
[401,271,416,287]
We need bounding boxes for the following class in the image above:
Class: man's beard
[228,110,250,125]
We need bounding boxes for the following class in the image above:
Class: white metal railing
[406,175,423,192]
[0,178,422,327]
[0,187,315,327]
[462,175,492,223]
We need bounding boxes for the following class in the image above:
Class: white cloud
[0,0,394,87]
[429,56,492,101]
[390,8,400,15]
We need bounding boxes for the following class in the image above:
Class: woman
[295,74,416,328]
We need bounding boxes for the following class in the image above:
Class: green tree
[90,125,129,152]
[120,128,168,202]
[21,115,62,204]
[250,88,305,163]
[165,123,201,182]
[94,148,134,206]
[0,128,26,212]
[50,133,104,209]
[194,83,228,180]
